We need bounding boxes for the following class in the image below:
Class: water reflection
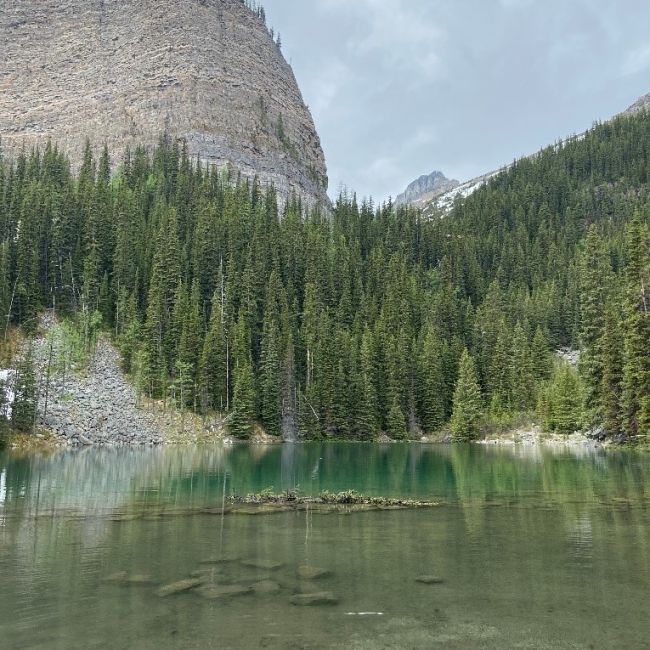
[0,443,649,518]
[0,444,649,649]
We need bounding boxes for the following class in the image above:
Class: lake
[1,442,649,649]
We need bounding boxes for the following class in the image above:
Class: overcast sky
[263,0,650,202]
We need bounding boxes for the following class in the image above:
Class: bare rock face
[622,93,650,117]
[0,0,329,208]
[395,171,459,208]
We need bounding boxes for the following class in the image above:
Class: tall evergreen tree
[451,349,482,441]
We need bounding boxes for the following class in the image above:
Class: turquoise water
[1,443,649,648]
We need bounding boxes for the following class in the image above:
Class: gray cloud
[264,0,650,202]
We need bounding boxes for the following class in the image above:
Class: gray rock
[195,584,253,600]
[415,575,445,585]
[396,171,460,208]
[241,559,284,571]
[290,592,339,606]
[297,565,332,580]
[156,578,204,597]
[0,0,329,210]
[252,580,282,595]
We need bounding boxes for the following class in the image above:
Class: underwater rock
[156,578,204,597]
[195,584,253,600]
[297,566,332,580]
[241,559,285,571]
[252,580,282,595]
[415,575,445,585]
[290,592,339,606]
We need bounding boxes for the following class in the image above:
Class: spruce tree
[199,293,228,412]
[579,225,609,424]
[229,361,256,439]
[386,398,407,440]
[12,345,38,432]
[621,213,650,439]
[418,327,446,433]
[451,349,482,441]
[601,304,624,437]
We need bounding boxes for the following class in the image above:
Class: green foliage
[1,109,649,441]
[540,363,584,435]
[451,350,482,441]
[230,361,256,439]
[12,344,38,432]
[386,399,407,440]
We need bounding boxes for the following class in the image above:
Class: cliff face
[395,171,459,208]
[0,0,329,207]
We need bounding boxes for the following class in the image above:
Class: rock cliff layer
[0,0,328,207]
[395,171,459,207]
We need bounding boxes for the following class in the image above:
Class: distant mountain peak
[622,93,650,116]
[395,170,460,207]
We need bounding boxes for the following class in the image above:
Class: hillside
[0,107,648,445]
[415,93,650,218]
[0,0,328,208]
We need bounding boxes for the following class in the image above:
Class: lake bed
[1,443,649,649]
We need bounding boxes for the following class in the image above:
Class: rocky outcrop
[622,93,650,117]
[31,314,222,445]
[35,336,165,446]
[395,171,459,207]
[0,0,328,208]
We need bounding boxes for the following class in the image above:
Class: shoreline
[5,426,636,454]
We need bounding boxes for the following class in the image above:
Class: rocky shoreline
[29,315,224,448]
[2,315,628,451]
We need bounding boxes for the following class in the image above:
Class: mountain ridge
[408,92,650,217]
[0,0,329,208]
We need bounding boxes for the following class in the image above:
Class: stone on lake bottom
[415,575,445,585]
[297,565,331,580]
[241,559,284,571]
[156,578,204,597]
[252,580,282,595]
[290,592,339,606]
[195,584,253,600]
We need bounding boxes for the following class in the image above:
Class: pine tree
[356,328,379,439]
[511,322,535,411]
[229,361,256,439]
[579,225,609,424]
[451,349,482,441]
[601,304,624,437]
[531,326,552,381]
[199,293,228,412]
[12,345,38,432]
[418,327,446,433]
[259,317,281,435]
[386,398,407,440]
[621,213,650,439]
[544,364,583,435]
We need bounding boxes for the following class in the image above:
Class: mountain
[2,105,648,444]
[395,171,459,207]
[417,92,650,218]
[0,0,328,208]
[622,93,650,116]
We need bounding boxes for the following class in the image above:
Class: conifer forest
[0,109,649,444]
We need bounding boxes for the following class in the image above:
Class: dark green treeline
[0,110,648,442]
